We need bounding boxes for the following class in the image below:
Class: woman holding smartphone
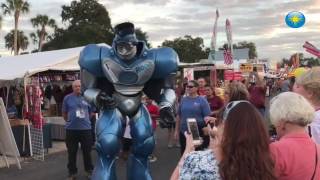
[171,101,276,180]
[174,80,214,155]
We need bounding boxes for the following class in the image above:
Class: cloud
[1,0,319,61]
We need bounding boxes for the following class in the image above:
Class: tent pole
[5,86,10,108]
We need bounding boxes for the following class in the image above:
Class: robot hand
[97,92,116,109]
[159,106,175,128]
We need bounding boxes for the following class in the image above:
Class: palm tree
[5,30,29,54]
[30,15,56,51]
[1,0,30,55]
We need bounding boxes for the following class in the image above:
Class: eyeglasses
[186,85,195,88]
[222,100,250,121]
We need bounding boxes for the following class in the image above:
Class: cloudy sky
[0,0,320,61]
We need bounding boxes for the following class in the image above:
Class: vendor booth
[0,44,107,160]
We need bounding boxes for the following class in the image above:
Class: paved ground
[0,127,180,180]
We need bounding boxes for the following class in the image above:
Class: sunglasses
[222,100,250,121]
[186,85,195,88]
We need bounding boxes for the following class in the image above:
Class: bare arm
[170,132,195,180]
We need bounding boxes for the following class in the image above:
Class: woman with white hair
[269,92,319,180]
[293,67,320,144]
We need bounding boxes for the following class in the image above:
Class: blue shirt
[62,93,93,130]
[178,96,211,133]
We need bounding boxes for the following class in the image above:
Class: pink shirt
[270,133,320,180]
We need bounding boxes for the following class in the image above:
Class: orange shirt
[270,133,320,180]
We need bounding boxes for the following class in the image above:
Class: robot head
[113,22,138,60]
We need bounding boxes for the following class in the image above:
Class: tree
[219,41,257,59]
[1,0,30,55]
[161,35,209,63]
[135,28,151,48]
[30,14,56,51]
[43,0,113,51]
[5,30,29,54]
[237,41,257,59]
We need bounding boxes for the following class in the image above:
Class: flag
[303,41,320,58]
[224,49,233,65]
[210,9,219,50]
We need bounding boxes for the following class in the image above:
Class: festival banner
[209,9,220,60]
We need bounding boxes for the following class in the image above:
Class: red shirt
[146,103,159,130]
[270,133,320,180]
[207,96,224,112]
[248,85,266,108]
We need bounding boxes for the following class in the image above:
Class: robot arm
[79,44,115,109]
[158,73,177,128]
[81,69,116,109]
[81,68,100,106]
[159,73,176,109]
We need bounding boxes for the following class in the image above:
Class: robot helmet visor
[116,42,137,60]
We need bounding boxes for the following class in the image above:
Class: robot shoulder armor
[79,44,111,77]
[151,47,179,78]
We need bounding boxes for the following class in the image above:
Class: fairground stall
[0,45,107,161]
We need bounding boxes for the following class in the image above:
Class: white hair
[270,92,315,126]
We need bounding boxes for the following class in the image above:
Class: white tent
[0,44,108,86]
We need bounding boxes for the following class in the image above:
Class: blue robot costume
[79,22,179,180]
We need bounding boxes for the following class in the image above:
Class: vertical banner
[210,66,217,87]
[209,9,220,60]
[225,19,233,64]
[0,98,21,169]
[303,41,320,58]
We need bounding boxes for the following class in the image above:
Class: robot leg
[127,105,155,180]
[91,109,124,180]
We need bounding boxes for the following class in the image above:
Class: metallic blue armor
[79,22,179,180]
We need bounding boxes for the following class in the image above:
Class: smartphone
[187,118,202,145]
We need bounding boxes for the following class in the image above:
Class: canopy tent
[0,43,108,87]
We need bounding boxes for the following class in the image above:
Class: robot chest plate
[102,58,155,86]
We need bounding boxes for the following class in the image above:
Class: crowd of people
[170,66,320,180]
[61,67,320,180]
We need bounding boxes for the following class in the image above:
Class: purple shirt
[62,93,93,130]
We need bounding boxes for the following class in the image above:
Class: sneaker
[148,155,157,163]
[175,143,181,148]
[167,144,174,148]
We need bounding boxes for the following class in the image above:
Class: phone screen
[188,121,200,140]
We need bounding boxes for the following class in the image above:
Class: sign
[224,70,234,80]
[224,70,243,81]
[240,63,264,73]
[240,63,253,73]
[0,98,21,169]
[234,71,242,80]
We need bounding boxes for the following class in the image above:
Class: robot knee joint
[96,134,120,157]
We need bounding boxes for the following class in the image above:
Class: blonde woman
[293,67,320,144]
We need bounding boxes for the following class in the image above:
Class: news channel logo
[285,11,305,28]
